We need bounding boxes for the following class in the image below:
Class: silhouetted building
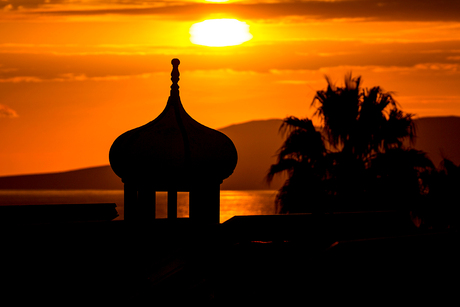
[109,59,237,224]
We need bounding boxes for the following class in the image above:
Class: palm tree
[267,117,330,213]
[313,74,416,160]
[268,74,433,213]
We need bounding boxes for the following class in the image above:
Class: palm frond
[279,116,315,136]
[266,158,299,184]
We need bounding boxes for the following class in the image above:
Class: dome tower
[109,59,237,224]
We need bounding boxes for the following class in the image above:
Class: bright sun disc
[190,19,253,47]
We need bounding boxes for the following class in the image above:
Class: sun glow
[189,19,253,47]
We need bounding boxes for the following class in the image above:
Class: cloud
[1,0,68,10]
[0,72,162,83]
[413,63,460,72]
[370,63,460,73]
[0,76,43,82]
[0,104,18,117]
[274,80,309,84]
[1,39,459,82]
[9,0,460,22]
[2,4,13,11]
[55,72,157,81]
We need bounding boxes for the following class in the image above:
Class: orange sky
[1,0,460,176]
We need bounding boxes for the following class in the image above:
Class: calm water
[0,190,277,223]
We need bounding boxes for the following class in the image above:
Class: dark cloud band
[6,0,460,22]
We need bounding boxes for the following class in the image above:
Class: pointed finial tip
[170,58,180,94]
[172,58,180,66]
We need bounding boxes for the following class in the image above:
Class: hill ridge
[0,116,458,190]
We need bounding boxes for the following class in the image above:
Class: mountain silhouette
[0,165,123,190]
[218,119,286,190]
[0,117,458,190]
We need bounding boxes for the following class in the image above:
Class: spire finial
[171,58,180,96]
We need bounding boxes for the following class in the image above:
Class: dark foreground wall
[0,212,458,305]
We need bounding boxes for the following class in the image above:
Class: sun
[189,19,253,47]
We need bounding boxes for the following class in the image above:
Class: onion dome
[109,59,237,189]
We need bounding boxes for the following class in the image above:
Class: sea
[0,190,278,223]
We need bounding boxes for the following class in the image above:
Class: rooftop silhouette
[0,61,458,306]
